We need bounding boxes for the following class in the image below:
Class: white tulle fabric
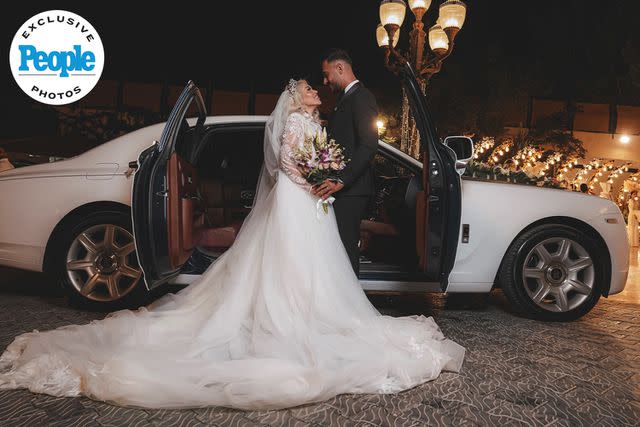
[0,109,465,411]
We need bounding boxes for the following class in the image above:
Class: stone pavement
[0,259,639,426]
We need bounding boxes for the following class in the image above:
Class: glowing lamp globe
[439,0,466,39]
[408,0,431,14]
[429,24,449,55]
[380,0,407,29]
[376,23,400,47]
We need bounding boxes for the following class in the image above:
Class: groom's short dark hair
[322,48,353,66]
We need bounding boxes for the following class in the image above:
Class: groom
[313,48,379,276]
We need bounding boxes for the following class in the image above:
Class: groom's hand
[312,179,344,200]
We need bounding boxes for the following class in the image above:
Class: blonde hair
[289,80,320,123]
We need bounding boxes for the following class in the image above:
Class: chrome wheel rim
[66,224,142,302]
[522,237,595,313]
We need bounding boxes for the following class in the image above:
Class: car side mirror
[444,136,474,176]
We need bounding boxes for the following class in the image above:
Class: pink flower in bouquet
[291,127,350,215]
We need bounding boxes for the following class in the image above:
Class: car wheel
[498,223,605,321]
[52,211,148,311]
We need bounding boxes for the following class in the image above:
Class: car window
[196,126,265,226]
[373,152,413,178]
[198,127,264,181]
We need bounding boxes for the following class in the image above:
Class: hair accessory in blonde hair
[286,79,298,97]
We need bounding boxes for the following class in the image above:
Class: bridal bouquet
[292,127,349,215]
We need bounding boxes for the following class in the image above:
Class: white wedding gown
[0,111,464,410]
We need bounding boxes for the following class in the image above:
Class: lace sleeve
[279,114,313,193]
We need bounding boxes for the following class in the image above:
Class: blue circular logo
[9,10,105,105]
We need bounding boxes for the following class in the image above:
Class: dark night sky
[2,1,639,113]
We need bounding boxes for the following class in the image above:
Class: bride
[0,79,465,410]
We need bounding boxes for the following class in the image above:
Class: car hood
[462,178,623,218]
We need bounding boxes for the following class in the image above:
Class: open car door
[131,81,207,290]
[400,63,462,290]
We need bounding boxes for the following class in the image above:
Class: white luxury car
[0,65,629,321]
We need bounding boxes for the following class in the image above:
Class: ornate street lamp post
[378,0,467,158]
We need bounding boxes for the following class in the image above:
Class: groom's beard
[329,82,342,94]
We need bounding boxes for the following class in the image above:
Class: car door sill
[360,280,442,292]
[168,274,442,293]
[168,274,202,285]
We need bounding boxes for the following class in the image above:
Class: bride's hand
[313,179,343,200]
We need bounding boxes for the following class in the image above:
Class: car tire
[51,210,150,311]
[497,223,605,321]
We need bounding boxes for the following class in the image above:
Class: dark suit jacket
[328,82,379,197]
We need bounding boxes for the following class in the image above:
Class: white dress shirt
[344,79,360,94]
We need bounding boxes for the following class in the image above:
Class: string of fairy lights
[471,136,638,211]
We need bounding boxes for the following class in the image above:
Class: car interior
[171,124,422,275]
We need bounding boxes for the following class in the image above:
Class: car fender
[447,178,628,294]
[0,174,133,272]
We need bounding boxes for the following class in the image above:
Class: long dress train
[0,111,464,410]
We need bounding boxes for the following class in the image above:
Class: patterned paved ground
[0,267,639,427]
